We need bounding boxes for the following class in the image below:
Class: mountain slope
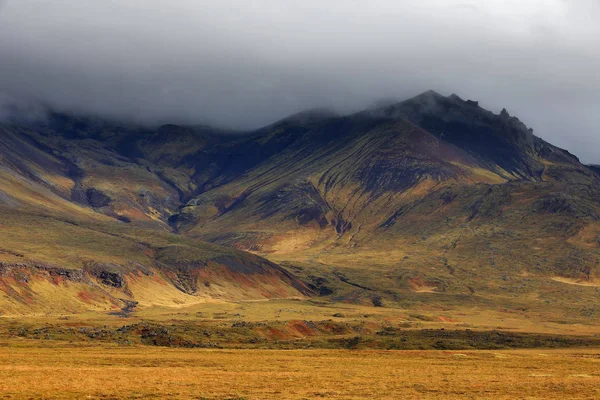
[1,91,599,317]
[0,124,309,315]
[166,92,600,311]
[174,91,597,243]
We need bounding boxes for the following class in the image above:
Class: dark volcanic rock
[86,188,112,208]
[84,262,126,287]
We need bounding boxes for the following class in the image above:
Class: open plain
[0,344,599,399]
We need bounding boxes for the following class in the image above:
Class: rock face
[86,188,112,208]
[0,90,599,313]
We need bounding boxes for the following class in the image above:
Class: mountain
[1,90,599,318]
[0,122,309,314]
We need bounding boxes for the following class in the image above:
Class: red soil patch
[20,293,35,305]
[0,279,22,299]
[408,277,438,293]
[151,273,168,286]
[288,320,315,336]
[267,328,286,340]
[77,289,95,303]
[51,275,67,286]
[438,316,457,323]
[321,322,351,335]
[120,207,150,221]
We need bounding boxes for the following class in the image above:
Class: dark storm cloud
[0,0,599,162]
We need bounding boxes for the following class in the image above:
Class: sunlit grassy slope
[0,207,308,314]
[0,127,308,313]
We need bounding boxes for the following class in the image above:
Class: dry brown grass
[0,344,599,399]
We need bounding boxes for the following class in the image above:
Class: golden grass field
[0,344,599,399]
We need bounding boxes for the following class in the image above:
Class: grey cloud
[0,0,598,162]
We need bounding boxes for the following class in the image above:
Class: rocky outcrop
[86,188,112,208]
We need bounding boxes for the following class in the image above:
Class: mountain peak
[277,108,338,125]
[405,89,445,103]
[418,89,444,97]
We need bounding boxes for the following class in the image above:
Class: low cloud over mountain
[0,1,599,162]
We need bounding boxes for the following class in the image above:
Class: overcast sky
[0,0,599,162]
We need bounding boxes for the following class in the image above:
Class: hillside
[0,125,309,314]
[1,91,599,322]
[164,92,600,317]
